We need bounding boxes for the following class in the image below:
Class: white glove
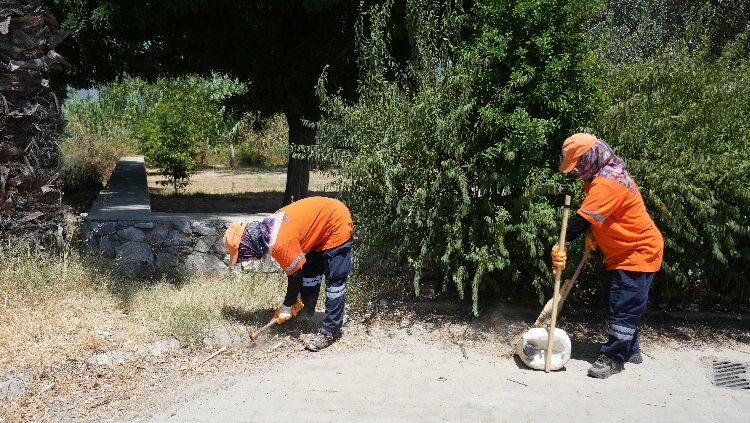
[274,305,292,323]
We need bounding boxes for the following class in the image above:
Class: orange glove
[585,233,598,258]
[274,297,305,324]
[274,306,292,324]
[551,244,567,275]
[291,297,304,317]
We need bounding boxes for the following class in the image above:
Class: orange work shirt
[578,177,663,272]
[271,197,353,275]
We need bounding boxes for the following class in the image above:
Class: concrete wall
[81,157,278,277]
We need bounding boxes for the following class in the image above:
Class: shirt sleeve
[272,237,307,275]
[578,180,624,225]
[565,213,591,243]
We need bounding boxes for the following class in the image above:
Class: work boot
[587,354,624,379]
[628,351,643,364]
[305,329,339,352]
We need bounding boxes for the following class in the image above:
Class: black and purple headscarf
[572,139,635,191]
[237,217,276,261]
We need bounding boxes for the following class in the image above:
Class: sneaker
[305,329,339,352]
[628,351,643,364]
[587,354,624,379]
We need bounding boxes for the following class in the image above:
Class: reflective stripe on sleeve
[582,208,606,222]
[284,252,306,273]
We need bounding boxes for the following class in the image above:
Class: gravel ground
[25,302,750,423]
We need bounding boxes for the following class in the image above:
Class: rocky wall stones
[82,218,280,277]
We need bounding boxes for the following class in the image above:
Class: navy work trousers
[300,238,353,334]
[601,269,656,361]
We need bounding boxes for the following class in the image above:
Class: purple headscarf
[237,217,276,261]
[572,139,635,191]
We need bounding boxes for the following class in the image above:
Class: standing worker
[551,133,663,379]
[224,196,353,352]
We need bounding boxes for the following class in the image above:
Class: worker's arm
[275,270,304,323]
[283,270,303,307]
[564,213,591,245]
[551,213,592,274]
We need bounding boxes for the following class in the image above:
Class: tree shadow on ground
[221,305,324,339]
[149,190,338,213]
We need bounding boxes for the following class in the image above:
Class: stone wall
[82,218,233,277]
[81,157,278,277]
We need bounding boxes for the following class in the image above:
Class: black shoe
[305,329,339,352]
[628,351,643,364]
[587,354,624,379]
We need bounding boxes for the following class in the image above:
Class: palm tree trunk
[0,1,68,253]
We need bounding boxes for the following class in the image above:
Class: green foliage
[227,113,290,167]
[591,28,750,309]
[317,0,600,314]
[61,77,145,191]
[586,0,750,64]
[132,74,246,192]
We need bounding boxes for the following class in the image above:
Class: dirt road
[116,319,750,423]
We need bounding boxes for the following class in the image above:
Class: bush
[317,0,600,314]
[227,113,289,167]
[590,29,750,310]
[135,74,247,192]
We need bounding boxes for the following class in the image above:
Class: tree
[47,0,368,205]
[0,1,68,251]
[135,74,246,192]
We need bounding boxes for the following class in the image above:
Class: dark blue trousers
[601,269,656,361]
[300,238,353,334]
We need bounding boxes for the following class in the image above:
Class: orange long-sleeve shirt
[579,177,663,272]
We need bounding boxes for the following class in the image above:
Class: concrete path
[117,331,750,423]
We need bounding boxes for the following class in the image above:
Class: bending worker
[224,196,353,352]
[552,133,663,379]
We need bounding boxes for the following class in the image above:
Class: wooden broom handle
[545,195,571,373]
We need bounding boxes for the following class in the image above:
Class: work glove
[550,244,567,275]
[585,233,598,258]
[274,305,292,324]
[291,297,305,317]
[274,297,305,324]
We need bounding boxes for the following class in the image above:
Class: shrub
[227,113,289,167]
[591,30,750,310]
[317,0,600,314]
[135,74,246,192]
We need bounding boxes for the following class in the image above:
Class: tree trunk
[282,113,315,206]
[0,1,68,253]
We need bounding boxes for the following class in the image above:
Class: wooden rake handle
[545,195,571,373]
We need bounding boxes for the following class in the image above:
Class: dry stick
[182,346,227,376]
[545,195,571,373]
[507,378,528,387]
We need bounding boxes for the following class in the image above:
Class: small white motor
[516,327,572,371]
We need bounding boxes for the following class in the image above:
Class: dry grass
[126,271,288,345]
[0,246,292,422]
[0,249,142,377]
